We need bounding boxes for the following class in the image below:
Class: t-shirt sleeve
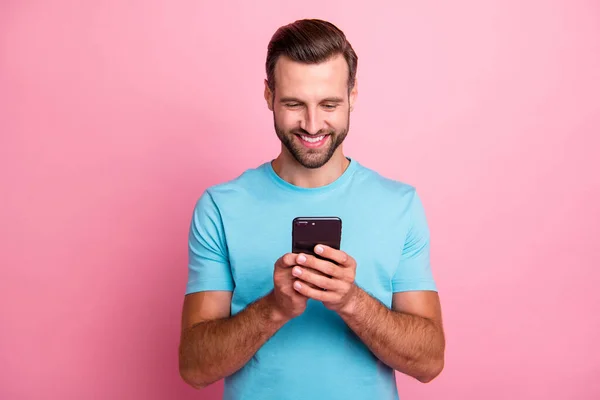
[185,190,234,295]
[391,190,438,293]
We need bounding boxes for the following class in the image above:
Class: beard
[273,112,350,169]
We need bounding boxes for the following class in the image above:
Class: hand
[267,253,326,322]
[290,244,358,314]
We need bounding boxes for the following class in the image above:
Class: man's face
[265,54,357,169]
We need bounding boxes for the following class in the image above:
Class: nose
[300,107,322,135]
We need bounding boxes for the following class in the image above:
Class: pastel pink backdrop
[1,1,599,399]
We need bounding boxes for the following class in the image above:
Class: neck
[271,149,350,189]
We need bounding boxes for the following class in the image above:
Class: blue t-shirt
[185,158,437,400]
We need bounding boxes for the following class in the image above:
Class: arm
[340,189,444,381]
[178,290,287,389]
[180,191,287,388]
[181,192,312,389]
[291,243,445,382]
[337,288,445,383]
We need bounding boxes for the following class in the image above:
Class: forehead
[273,54,348,98]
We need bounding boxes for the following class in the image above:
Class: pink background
[2,1,599,399]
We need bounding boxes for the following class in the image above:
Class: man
[178,18,445,400]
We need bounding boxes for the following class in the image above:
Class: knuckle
[283,253,294,265]
[347,270,355,281]
[312,274,323,287]
[275,257,284,269]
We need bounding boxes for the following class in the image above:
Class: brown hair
[266,19,358,94]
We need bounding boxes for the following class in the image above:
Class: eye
[285,103,302,108]
[322,104,338,110]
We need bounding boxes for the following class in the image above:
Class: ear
[349,79,358,112]
[264,79,274,111]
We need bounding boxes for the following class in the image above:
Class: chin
[294,153,332,169]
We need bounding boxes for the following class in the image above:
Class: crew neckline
[264,157,358,194]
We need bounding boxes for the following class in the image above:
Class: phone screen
[292,217,342,258]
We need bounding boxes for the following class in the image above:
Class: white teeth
[301,135,325,143]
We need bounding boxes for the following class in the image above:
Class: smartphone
[292,217,342,260]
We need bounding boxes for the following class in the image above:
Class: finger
[292,266,340,291]
[295,253,345,279]
[289,267,320,290]
[275,253,297,269]
[292,279,337,302]
[314,245,354,268]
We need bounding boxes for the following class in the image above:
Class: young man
[179,19,445,400]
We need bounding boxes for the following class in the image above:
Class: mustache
[290,128,335,136]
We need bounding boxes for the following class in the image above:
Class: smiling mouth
[299,134,326,143]
[296,134,330,148]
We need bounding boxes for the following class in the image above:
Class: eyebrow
[279,97,345,104]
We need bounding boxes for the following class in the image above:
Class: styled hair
[265,19,358,93]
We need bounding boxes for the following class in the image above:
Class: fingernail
[315,245,323,254]
[293,267,302,276]
[294,281,302,290]
[297,254,306,263]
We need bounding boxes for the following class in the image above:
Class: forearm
[179,292,287,388]
[339,288,445,382]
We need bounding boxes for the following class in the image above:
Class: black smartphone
[292,217,342,260]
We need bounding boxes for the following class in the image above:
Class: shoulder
[351,159,419,204]
[197,162,270,208]
[352,160,429,230]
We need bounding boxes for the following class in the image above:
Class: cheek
[328,112,348,129]
[276,110,298,129]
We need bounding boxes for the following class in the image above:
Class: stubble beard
[273,111,350,169]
